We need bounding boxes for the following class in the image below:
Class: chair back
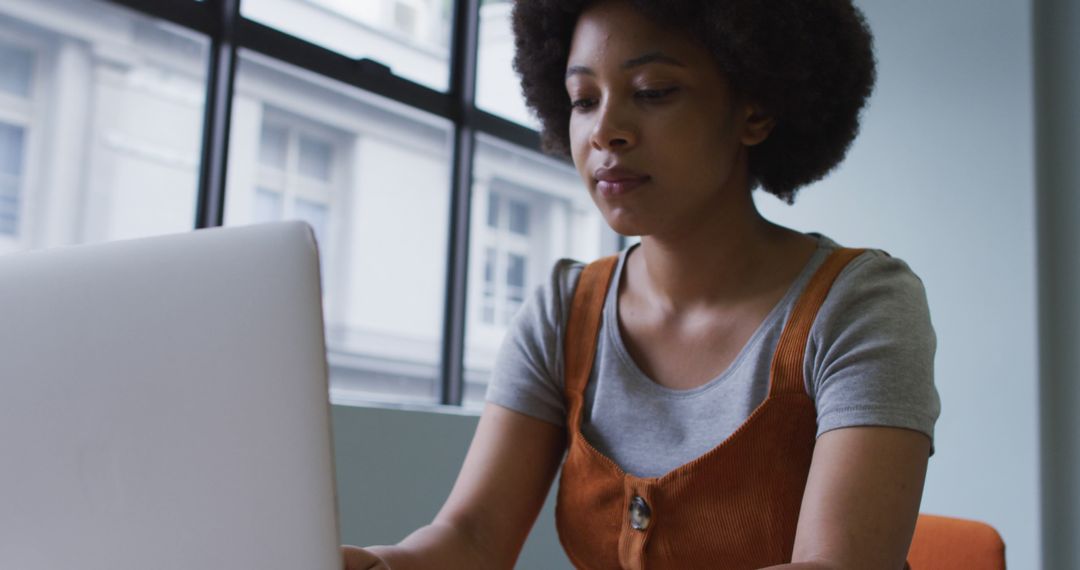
[907,513,1006,570]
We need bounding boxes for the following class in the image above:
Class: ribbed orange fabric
[555,248,865,569]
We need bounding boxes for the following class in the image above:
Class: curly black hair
[511,0,876,203]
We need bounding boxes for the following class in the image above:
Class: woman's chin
[601,211,650,239]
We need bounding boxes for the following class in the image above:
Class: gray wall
[758,0,1039,567]
[332,0,1056,568]
[1035,0,1080,567]
[332,405,568,569]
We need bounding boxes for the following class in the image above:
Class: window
[225,50,455,406]
[463,135,611,406]
[0,40,34,244]
[242,0,453,91]
[254,118,338,250]
[392,1,420,37]
[0,40,33,240]
[0,0,209,253]
[0,43,34,98]
[0,122,25,236]
[481,187,533,326]
[476,0,537,128]
[2,0,618,408]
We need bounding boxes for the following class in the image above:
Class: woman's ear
[741,103,775,147]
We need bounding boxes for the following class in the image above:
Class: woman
[345,0,939,568]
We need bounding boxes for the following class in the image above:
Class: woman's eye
[635,87,679,101]
[570,98,598,111]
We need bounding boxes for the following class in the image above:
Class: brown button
[629,495,651,531]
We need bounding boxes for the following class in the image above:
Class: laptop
[0,222,341,569]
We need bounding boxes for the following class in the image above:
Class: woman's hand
[341,545,390,570]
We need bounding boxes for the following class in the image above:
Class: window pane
[259,124,288,168]
[0,1,207,252]
[225,50,453,406]
[0,122,26,237]
[0,43,33,98]
[0,178,18,236]
[298,135,333,181]
[506,253,525,288]
[508,199,529,235]
[242,0,452,91]
[476,0,538,128]
[486,192,499,228]
[463,134,615,407]
[0,122,25,176]
[294,197,329,247]
[254,187,283,221]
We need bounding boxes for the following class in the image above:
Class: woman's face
[566,0,766,238]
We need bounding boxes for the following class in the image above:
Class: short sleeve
[805,251,941,445]
[484,258,584,426]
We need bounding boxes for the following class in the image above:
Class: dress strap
[564,256,619,410]
[769,247,866,396]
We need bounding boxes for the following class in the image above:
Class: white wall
[757,0,1039,567]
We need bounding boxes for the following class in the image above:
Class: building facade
[0,0,612,407]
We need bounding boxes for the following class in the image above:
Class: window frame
[102,0,618,407]
[0,26,50,254]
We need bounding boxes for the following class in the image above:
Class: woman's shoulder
[805,237,940,442]
[822,238,929,309]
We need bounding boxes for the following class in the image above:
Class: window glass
[0,0,208,255]
[0,122,26,236]
[299,135,333,181]
[294,197,329,247]
[0,122,24,175]
[463,134,616,407]
[225,50,454,406]
[242,0,453,91]
[259,123,288,167]
[476,0,538,128]
[484,192,496,228]
[508,199,529,235]
[0,44,34,98]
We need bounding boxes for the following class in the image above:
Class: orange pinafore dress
[555,248,865,570]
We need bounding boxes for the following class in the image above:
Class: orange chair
[907,514,1006,570]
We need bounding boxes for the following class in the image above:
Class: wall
[757,0,1039,567]
[332,404,568,570]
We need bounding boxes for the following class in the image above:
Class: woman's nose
[590,101,637,151]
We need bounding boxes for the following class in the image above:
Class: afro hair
[511,0,877,203]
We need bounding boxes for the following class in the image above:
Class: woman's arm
[343,403,566,570]
[762,425,931,570]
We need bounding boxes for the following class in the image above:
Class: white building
[0,0,611,407]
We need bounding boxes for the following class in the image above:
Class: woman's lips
[594,167,650,198]
[596,177,649,197]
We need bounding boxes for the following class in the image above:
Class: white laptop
[0,222,341,569]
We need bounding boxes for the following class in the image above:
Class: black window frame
[106,0,548,406]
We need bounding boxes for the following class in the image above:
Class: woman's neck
[628,197,810,314]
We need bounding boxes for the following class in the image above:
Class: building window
[254,117,337,250]
[392,1,419,37]
[481,190,533,326]
[0,122,25,236]
[0,41,34,240]
[0,43,34,98]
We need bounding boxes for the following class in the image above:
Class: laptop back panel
[0,222,340,569]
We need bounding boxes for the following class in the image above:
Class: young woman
[345,0,939,568]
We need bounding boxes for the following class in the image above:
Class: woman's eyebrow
[622,51,685,69]
[566,51,686,79]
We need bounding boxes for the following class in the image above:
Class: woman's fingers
[341,545,390,570]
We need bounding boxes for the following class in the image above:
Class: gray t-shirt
[485,235,940,478]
